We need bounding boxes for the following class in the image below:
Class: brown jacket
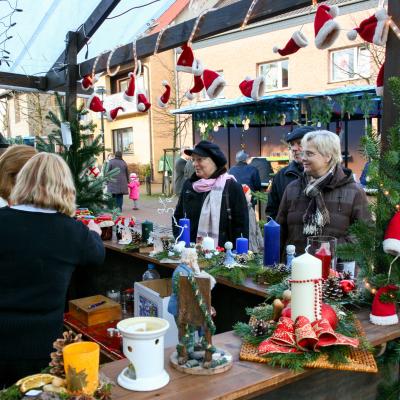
[277,166,371,255]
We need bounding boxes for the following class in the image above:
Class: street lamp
[96,85,106,163]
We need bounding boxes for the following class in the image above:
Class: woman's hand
[88,220,102,236]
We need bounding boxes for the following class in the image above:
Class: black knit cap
[285,126,316,143]
[0,133,9,148]
[184,140,227,168]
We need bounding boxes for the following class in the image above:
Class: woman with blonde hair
[277,130,371,254]
[0,152,105,387]
[0,144,37,207]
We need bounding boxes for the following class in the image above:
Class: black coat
[266,161,303,220]
[229,162,261,192]
[173,173,249,247]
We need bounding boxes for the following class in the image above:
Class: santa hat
[376,63,384,96]
[123,72,136,102]
[137,92,151,112]
[185,75,204,100]
[383,210,400,255]
[106,106,124,122]
[81,74,95,91]
[157,80,171,108]
[176,44,203,76]
[314,4,340,50]
[347,9,389,46]
[239,75,266,101]
[370,285,399,325]
[202,69,226,99]
[88,93,106,113]
[273,31,308,56]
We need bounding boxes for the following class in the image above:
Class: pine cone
[323,277,344,301]
[275,263,288,274]
[49,331,82,378]
[131,231,142,246]
[251,319,271,337]
[342,271,352,280]
[236,254,248,264]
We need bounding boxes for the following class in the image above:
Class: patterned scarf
[302,167,335,235]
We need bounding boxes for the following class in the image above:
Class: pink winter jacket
[128,179,140,200]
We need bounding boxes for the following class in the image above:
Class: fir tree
[35,93,119,211]
[337,77,400,285]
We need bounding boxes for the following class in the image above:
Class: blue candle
[264,218,280,267]
[236,236,248,254]
[179,218,191,247]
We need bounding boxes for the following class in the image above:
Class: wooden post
[381,0,400,151]
[65,31,78,124]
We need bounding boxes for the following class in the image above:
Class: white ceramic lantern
[117,317,170,391]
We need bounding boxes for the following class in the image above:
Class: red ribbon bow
[258,316,359,355]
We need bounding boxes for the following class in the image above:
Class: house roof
[149,0,191,34]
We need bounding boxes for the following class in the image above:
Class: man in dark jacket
[106,151,129,210]
[266,126,316,220]
[229,150,261,192]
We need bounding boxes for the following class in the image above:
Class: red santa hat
[106,106,124,121]
[185,75,204,100]
[347,9,389,46]
[376,62,384,96]
[123,72,136,102]
[137,92,151,112]
[202,69,226,99]
[176,44,203,76]
[81,74,95,91]
[370,285,399,325]
[88,94,106,113]
[157,80,171,108]
[383,210,400,255]
[239,76,266,101]
[273,31,308,56]
[314,4,340,50]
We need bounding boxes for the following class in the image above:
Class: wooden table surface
[100,310,400,400]
[104,240,268,298]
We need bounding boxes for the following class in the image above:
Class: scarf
[193,172,235,247]
[302,167,334,235]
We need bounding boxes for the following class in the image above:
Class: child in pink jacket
[128,173,140,210]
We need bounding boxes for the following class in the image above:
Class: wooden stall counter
[100,311,400,400]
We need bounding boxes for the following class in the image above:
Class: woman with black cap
[173,140,249,247]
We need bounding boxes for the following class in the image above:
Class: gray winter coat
[107,158,129,194]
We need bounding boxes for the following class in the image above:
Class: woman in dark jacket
[173,141,249,248]
[277,130,371,255]
[106,151,129,210]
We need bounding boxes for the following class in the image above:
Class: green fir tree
[35,93,119,211]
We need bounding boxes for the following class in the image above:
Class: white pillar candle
[202,236,215,251]
[291,252,322,323]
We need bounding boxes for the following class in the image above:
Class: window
[330,46,370,82]
[200,70,224,100]
[113,127,134,154]
[259,60,289,91]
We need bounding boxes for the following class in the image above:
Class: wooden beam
[65,31,78,123]
[46,0,121,90]
[0,72,47,91]
[47,0,314,90]
[381,0,400,151]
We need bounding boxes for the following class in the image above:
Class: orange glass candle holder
[63,341,100,395]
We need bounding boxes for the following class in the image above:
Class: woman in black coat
[173,141,249,248]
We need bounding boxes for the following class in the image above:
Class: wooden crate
[69,295,121,326]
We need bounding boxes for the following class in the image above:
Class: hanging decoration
[202,69,226,99]
[314,5,340,50]
[153,24,169,55]
[176,44,203,76]
[240,0,259,30]
[135,61,151,112]
[239,76,266,101]
[87,94,106,113]
[186,75,205,100]
[370,285,399,325]
[60,122,72,149]
[273,31,308,56]
[157,80,171,108]
[242,117,250,131]
[376,62,384,96]
[87,165,100,178]
[187,7,217,47]
[106,106,124,121]
[123,72,136,102]
[106,44,123,77]
[213,121,221,132]
[81,74,98,91]
[199,122,208,135]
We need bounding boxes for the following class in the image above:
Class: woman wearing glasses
[277,130,370,255]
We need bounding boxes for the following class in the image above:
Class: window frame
[112,127,134,154]
[258,59,289,92]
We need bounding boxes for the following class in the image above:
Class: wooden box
[69,295,122,326]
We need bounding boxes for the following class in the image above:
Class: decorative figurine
[224,241,236,268]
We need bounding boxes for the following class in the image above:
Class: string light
[213,121,221,132]
[388,18,400,40]
[154,24,169,55]
[106,44,122,77]
[242,117,250,130]
[91,50,107,79]
[364,279,377,294]
[241,0,259,30]
[199,122,208,134]
[187,8,217,46]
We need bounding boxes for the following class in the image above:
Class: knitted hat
[239,76,266,101]
[176,44,203,76]
[273,31,308,56]
[130,172,137,178]
[285,126,316,143]
[383,210,400,256]
[236,150,249,162]
[184,140,227,168]
[314,4,340,50]
[202,69,226,99]
[137,92,151,112]
[376,63,384,96]
[88,94,106,113]
[185,75,205,100]
[347,8,389,46]
[157,80,171,108]
[106,106,124,121]
[370,285,399,325]
[123,72,136,102]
